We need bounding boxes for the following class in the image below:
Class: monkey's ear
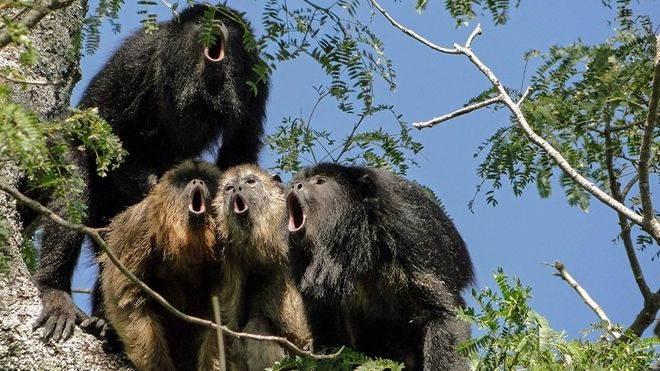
[357,173,377,199]
[270,174,282,183]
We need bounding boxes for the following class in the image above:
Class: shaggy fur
[28,3,269,341]
[100,160,223,371]
[212,164,310,371]
[286,163,474,371]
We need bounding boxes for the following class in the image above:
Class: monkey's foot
[32,288,82,342]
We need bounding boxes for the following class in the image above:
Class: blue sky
[71,0,660,339]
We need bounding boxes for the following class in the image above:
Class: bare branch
[464,24,482,49]
[621,174,639,199]
[0,182,343,361]
[413,95,502,129]
[552,261,622,339]
[627,289,660,337]
[637,35,660,241]
[71,288,93,294]
[0,72,64,86]
[368,0,459,54]
[0,0,76,49]
[518,86,533,105]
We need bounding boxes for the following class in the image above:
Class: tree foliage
[458,269,659,370]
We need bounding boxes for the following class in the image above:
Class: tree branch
[0,0,76,49]
[368,0,459,54]
[0,72,64,86]
[604,126,651,300]
[371,1,657,241]
[552,261,621,339]
[0,181,343,360]
[637,35,660,241]
[413,95,502,129]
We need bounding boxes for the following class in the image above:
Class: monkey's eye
[225,185,234,192]
[315,177,326,185]
[246,178,257,185]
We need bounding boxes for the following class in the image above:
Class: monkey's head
[213,164,287,266]
[148,160,222,264]
[286,163,380,299]
[161,4,267,120]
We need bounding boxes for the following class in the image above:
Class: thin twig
[0,0,76,49]
[71,288,93,294]
[0,72,64,86]
[637,35,660,241]
[212,296,226,371]
[369,0,459,54]
[517,86,533,105]
[0,182,343,361]
[413,95,502,129]
[552,261,621,339]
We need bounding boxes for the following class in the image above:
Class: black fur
[285,163,474,371]
[27,4,268,341]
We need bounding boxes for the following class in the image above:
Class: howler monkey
[213,164,310,370]
[286,163,474,371]
[100,160,223,371]
[28,3,268,341]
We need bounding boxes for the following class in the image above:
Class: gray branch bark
[0,1,131,369]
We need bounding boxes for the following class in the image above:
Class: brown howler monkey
[212,164,310,371]
[100,160,223,371]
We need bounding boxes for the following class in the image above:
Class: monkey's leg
[119,309,176,371]
[197,329,223,371]
[240,316,285,371]
[422,317,469,371]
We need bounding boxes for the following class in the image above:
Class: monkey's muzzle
[189,185,207,216]
[203,23,228,62]
[286,192,306,232]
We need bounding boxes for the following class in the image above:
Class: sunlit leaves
[270,347,404,371]
[458,269,660,370]
[0,86,125,222]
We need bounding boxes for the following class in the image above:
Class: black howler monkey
[28,3,268,341]
[286,163,474,371]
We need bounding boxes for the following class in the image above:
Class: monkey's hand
[32,288,83,342]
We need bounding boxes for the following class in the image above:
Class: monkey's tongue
[203,23,228,62]
[286,192,305,232]
[189,187,206,214]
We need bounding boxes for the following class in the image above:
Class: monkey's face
[286,164,380,298]
[148,161,222,264]
[213,165,287,264]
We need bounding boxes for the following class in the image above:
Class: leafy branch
[370,0,659,336]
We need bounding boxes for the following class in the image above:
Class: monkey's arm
[32,147,91,342]
[216,113,264,170]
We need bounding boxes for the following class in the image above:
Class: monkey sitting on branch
[212,164,311,371]
[286,163,474,371]
[100,160,223,371]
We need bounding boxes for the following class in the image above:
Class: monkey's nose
[192,179,205,186]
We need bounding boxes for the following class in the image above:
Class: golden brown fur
[100,160,223,371]
[212,164,310,371]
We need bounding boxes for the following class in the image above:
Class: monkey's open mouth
[189,186,206,215]
[287,192,305,232]
[232,193,248,215]
[203,23,228,62]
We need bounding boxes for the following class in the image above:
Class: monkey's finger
[41,316,58,341]
[50,317,67,343]
[32,311,49,330]
[80,317,93,328]
[61,316,75,340]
